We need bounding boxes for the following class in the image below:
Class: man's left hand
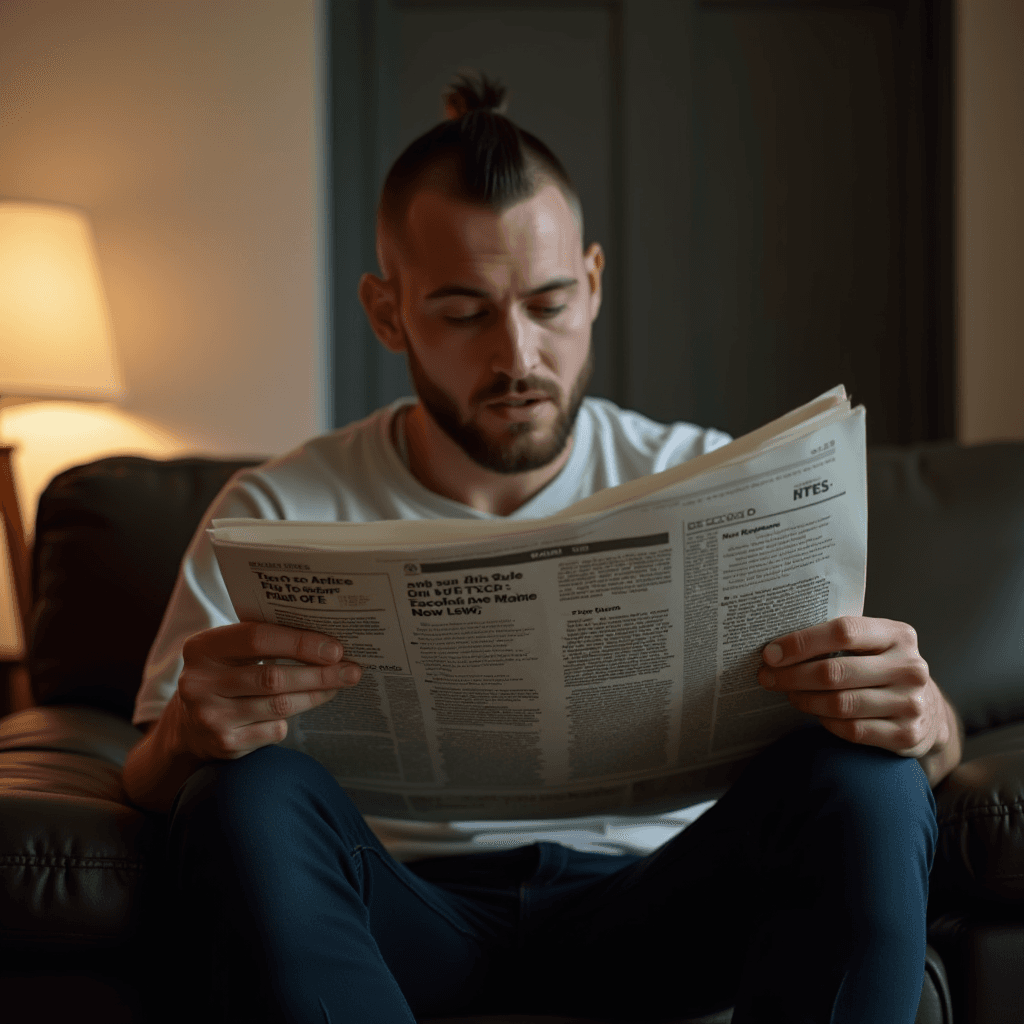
[759,615,962,786]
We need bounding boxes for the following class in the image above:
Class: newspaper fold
[210,386,867,820]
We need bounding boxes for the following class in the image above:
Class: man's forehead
[398,184,583,289]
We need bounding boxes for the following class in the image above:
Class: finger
[229,685,341,727]
[184,622,345,668]
[815,714,934,759]
[759,646,928,693]
[216,658,360,699]
[762,616,917,667]
[781,678,923,721]
[216,718,291,758]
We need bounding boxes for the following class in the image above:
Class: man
[124,75,960,1023]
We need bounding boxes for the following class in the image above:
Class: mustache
[472,375,562,405]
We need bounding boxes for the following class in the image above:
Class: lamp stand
[0,444,33,715]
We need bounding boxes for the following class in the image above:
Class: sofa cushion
[0,708,159,950]
[864,442,1024,734]
[932,720,1024,910]
[29,456,260,719]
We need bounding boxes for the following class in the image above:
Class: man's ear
[584,243,605,322]
[359,273,406,354]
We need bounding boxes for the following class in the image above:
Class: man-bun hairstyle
[378,72,581,245]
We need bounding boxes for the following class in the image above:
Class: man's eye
[531,305,566,320]
[443,310,488,324]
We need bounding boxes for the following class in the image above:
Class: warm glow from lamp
[0,201,124,401]
[0,201,130,668]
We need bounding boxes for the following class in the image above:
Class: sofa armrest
[932,720,1024,909]
[0,706,144,766]
[0,707,159,951]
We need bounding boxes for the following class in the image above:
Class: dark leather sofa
[2,443,1023,1023]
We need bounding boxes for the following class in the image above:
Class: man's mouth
[483,391,557,422]
[487,391,553,407]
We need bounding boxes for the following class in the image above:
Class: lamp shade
[0,201,124,401]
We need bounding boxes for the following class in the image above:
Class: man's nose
[491,310,541,379]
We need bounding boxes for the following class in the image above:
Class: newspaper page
[210,397,867,821]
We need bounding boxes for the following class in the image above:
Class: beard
[406,344,593,475]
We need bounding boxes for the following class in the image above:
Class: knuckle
[247,621,277,653]
[901,655,930,690]
[194,704,220,732]
[177,669,200,700]
[907,688,928,716]
[180,675,216,708]
[896,723,921,750]
[833,616,860,649]
[216,729,243,756]
[268,692,293,718]
[258,663,287,694]
[836,689,858,717]
[847,719,867,745]
[912,655,931,686]
[823,657,847,688]
[899,622,919,650]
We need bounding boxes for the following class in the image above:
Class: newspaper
[210,386,867,821]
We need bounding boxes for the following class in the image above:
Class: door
[329,0,953,443]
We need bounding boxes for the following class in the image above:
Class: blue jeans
[165,724,936,1023]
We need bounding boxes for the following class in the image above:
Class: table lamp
[0,200,124,663]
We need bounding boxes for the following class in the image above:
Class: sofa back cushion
[29,456,259,719]
[863,441,1024,734]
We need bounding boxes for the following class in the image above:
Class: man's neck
[400,403,573,517]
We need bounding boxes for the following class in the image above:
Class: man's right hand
[123,622,361,811]
[176,622,362,761]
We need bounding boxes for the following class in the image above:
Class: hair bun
[444,72,508,120]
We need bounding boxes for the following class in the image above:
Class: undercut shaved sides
[377,72,582,268]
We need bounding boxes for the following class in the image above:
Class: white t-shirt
[137,396,731,860]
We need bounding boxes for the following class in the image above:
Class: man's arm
[759,616,963,787]
[123,622,361,813]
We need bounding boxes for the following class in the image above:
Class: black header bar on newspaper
[419,532,669,574]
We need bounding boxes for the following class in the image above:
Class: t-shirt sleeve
[132,471,282,726]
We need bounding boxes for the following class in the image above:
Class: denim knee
[169,744,375,860]
[174,743,326,813]
[802,727,936,839]
[750,725,938,877]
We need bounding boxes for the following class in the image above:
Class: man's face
[388,183,603,474]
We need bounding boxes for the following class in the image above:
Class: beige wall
[957,0,1024,443]
[1,0,1019,485]
[0,0,327,521]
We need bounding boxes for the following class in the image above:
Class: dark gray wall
[328,0,953,443]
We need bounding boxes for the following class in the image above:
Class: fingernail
[764,643,783,665]
[319,641,341,661]
[341,665,361,684]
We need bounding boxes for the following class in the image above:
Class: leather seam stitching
[0,855,142,869]
[937,799,1024,823]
